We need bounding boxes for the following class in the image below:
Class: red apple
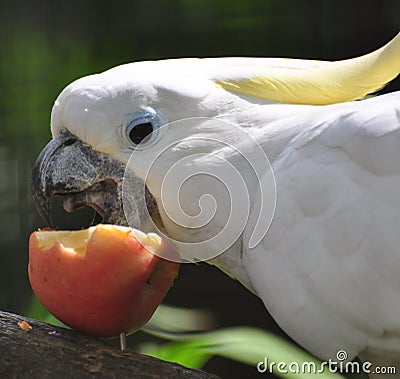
[28,224,180,337]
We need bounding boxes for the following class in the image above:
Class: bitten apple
[28,224,180,337]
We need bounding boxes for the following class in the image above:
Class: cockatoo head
[32,59,255,262]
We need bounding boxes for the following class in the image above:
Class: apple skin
[28,225,180,337]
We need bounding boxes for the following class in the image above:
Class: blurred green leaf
[28,296,361,378]
[145,304,214,333]
[140,326,345,378]
[28,295,66,328]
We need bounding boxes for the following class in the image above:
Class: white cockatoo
[32,32,400,377]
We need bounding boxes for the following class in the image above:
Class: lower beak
[31,131,156,228]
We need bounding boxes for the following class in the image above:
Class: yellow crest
[214,33,400,105]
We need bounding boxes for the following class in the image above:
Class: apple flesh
[28,224,180,337]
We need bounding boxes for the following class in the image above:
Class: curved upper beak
[32,131,80,226]
[31,130,156,228]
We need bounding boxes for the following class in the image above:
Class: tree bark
[0,310,219,378]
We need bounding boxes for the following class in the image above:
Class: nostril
[63,138,76,147]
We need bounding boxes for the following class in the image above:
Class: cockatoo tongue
[62,179,121,220]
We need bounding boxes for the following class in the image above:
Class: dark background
[0,1,398,378]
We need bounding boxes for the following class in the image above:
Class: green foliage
[0,31,93,140]
[28,296,65,328]
[139,326,346,378]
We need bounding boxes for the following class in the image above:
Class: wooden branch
[0,310,219,378]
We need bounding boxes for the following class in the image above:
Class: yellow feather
[215,32,400,105]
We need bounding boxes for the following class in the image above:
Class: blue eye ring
[123,107,166,149]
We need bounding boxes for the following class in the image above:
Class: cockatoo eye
[123,107,166,149]
[128,121,153,145]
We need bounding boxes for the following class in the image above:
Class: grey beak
[31,130,157,228]
[32,131,79,226]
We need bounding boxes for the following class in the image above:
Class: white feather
[241,92,400,361]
